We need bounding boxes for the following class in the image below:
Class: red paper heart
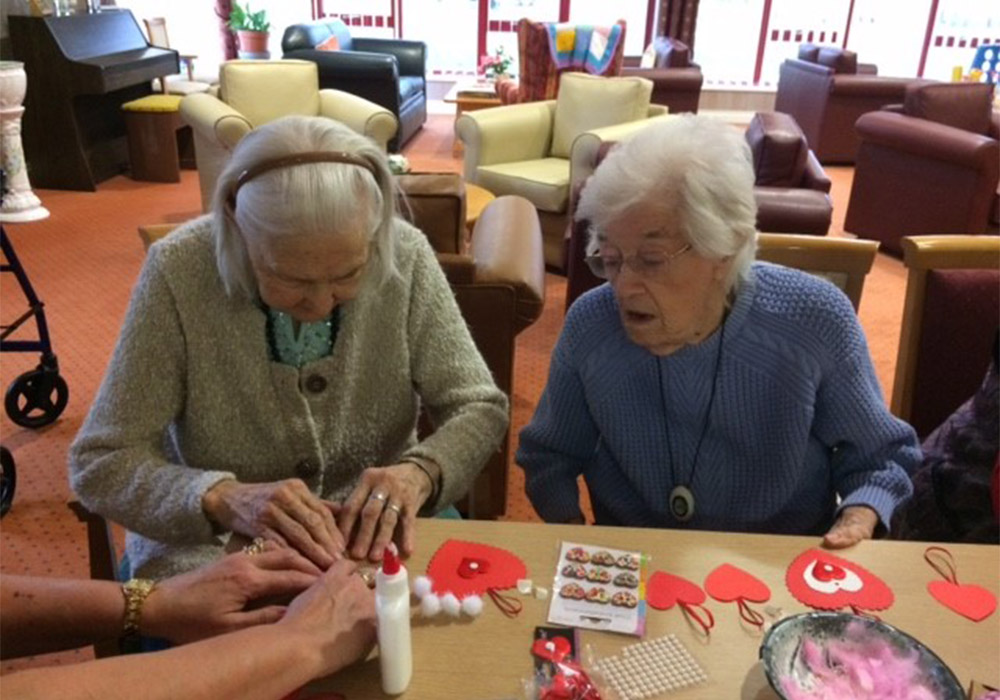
[704,563,771,603]
[426,539,527,598]
[531,636,571,662]
[647,571,706,611]
[458,556,490,578]
[786,549,894,612]
[928,580,997,622]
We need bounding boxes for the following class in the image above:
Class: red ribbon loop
[923,546,959,585]
[737,599,765,629]
[487,588,523,618]
[680,601,715,636]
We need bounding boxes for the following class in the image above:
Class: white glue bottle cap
[375,546,413,695]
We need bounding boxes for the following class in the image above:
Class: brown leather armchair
[774,43,924,164]
[622,37,703,113]
[844,83,1000,258]
[564,111,833,309]
[397,174,545,518]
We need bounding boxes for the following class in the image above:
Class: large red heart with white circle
[425,539,527,598]
[647,571,707,610]
[927,580,997,622]
[786,549,893,611]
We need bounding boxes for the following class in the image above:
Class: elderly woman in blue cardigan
[517,116,919,547]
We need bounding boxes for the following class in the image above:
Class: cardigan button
[304,374,327,394]
[295,459,319,478]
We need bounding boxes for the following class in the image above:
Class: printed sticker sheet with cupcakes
[548,541,648,636]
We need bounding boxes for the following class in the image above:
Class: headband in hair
[228,151,377,208]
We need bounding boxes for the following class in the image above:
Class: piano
[9,10,179,191]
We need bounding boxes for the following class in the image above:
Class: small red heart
[647,571,706,610]
[531,636,571,662]
[457,557,490,578]
[426,539,527,598]
[704,563,771,603]
[928,580,997,622]
[786,549,893,612]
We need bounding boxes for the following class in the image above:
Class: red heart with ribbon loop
[925,546,997,622]
[704,563,771,629]
[647,571,706,609]
[426,539,526,598]
[648,570,715,635]
[786,549,893,614]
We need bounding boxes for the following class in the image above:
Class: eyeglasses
[585,243,692,280]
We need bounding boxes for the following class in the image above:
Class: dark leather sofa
[622,37,703,113]
[845,82,1000,257]
[282,18,427,152]
[774,43,924,164]
[563,111,833,309]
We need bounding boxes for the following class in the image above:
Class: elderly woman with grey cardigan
[69,117,508,580]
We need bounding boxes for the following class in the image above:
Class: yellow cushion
[550,73,652,159]
[121,94,184,112]
[476,158,570,213]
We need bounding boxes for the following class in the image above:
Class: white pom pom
[441,592,462,617]
[412,575,433,599]
[461,595,484,617]
[420,593,441,617]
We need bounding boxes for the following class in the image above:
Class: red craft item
[426,539,526,598]
[786,549,894,616]
[925,546,997,622]
[532,636,572,663]
[704,563,771,629]
[647,571,715,635]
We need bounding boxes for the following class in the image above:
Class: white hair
[576,115,757,293]
[212,116,398,300]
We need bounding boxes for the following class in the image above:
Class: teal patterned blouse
[265,307,340,367]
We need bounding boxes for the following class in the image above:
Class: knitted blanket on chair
[545,23,623,75]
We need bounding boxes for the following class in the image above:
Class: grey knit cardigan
[69,216,508,579]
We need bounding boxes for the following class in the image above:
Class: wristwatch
[121,578,156,638]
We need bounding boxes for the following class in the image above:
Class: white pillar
[0,60,49,223]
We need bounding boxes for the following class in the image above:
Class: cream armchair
[180,59,398,211]
[456,72,669,269]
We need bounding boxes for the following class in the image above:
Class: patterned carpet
[0,113,905,671]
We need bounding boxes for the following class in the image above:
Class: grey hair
[576,114,757,293]
[212,116,398,301]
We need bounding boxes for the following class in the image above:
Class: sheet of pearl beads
[593,634,708,699]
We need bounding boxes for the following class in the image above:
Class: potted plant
[228,1,271,58]
[478,45,512,81]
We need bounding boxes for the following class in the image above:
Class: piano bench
[122,95,196,183]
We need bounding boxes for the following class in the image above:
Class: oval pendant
[669,485,695,522]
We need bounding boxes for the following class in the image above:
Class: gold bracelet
[121,578,156,638]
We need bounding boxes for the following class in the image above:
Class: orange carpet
[0,114,905,671]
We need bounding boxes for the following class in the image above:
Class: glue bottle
[375,546,412,695]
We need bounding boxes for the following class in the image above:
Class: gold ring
[384,502,402,516]
[242,537,266,556]
[368,491,388,503]
[357,569,376,588]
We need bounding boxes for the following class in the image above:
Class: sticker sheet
[547,541,648,636]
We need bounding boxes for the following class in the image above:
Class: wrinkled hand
[336,463,433,561]
[142,547,321,644]
[823,505,879,548]
[280,559,377,676]
[202,479,346,569]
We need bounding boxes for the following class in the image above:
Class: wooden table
[311,520,1000,699]
[443,83,502,156]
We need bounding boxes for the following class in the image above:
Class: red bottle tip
[382,546,401,575]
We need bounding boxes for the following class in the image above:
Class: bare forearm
[1,576,124,659]
[3,625,325,700]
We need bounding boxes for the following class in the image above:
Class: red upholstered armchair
[622,37,703,113]
[774,43,925,163]
[892,235,1000,439]
[496,18,627,104]
[844,83,1000,258]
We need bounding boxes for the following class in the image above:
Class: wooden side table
[444,83,502,156]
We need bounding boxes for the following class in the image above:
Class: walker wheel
[5,368,69,428]
[1,446,15,517]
